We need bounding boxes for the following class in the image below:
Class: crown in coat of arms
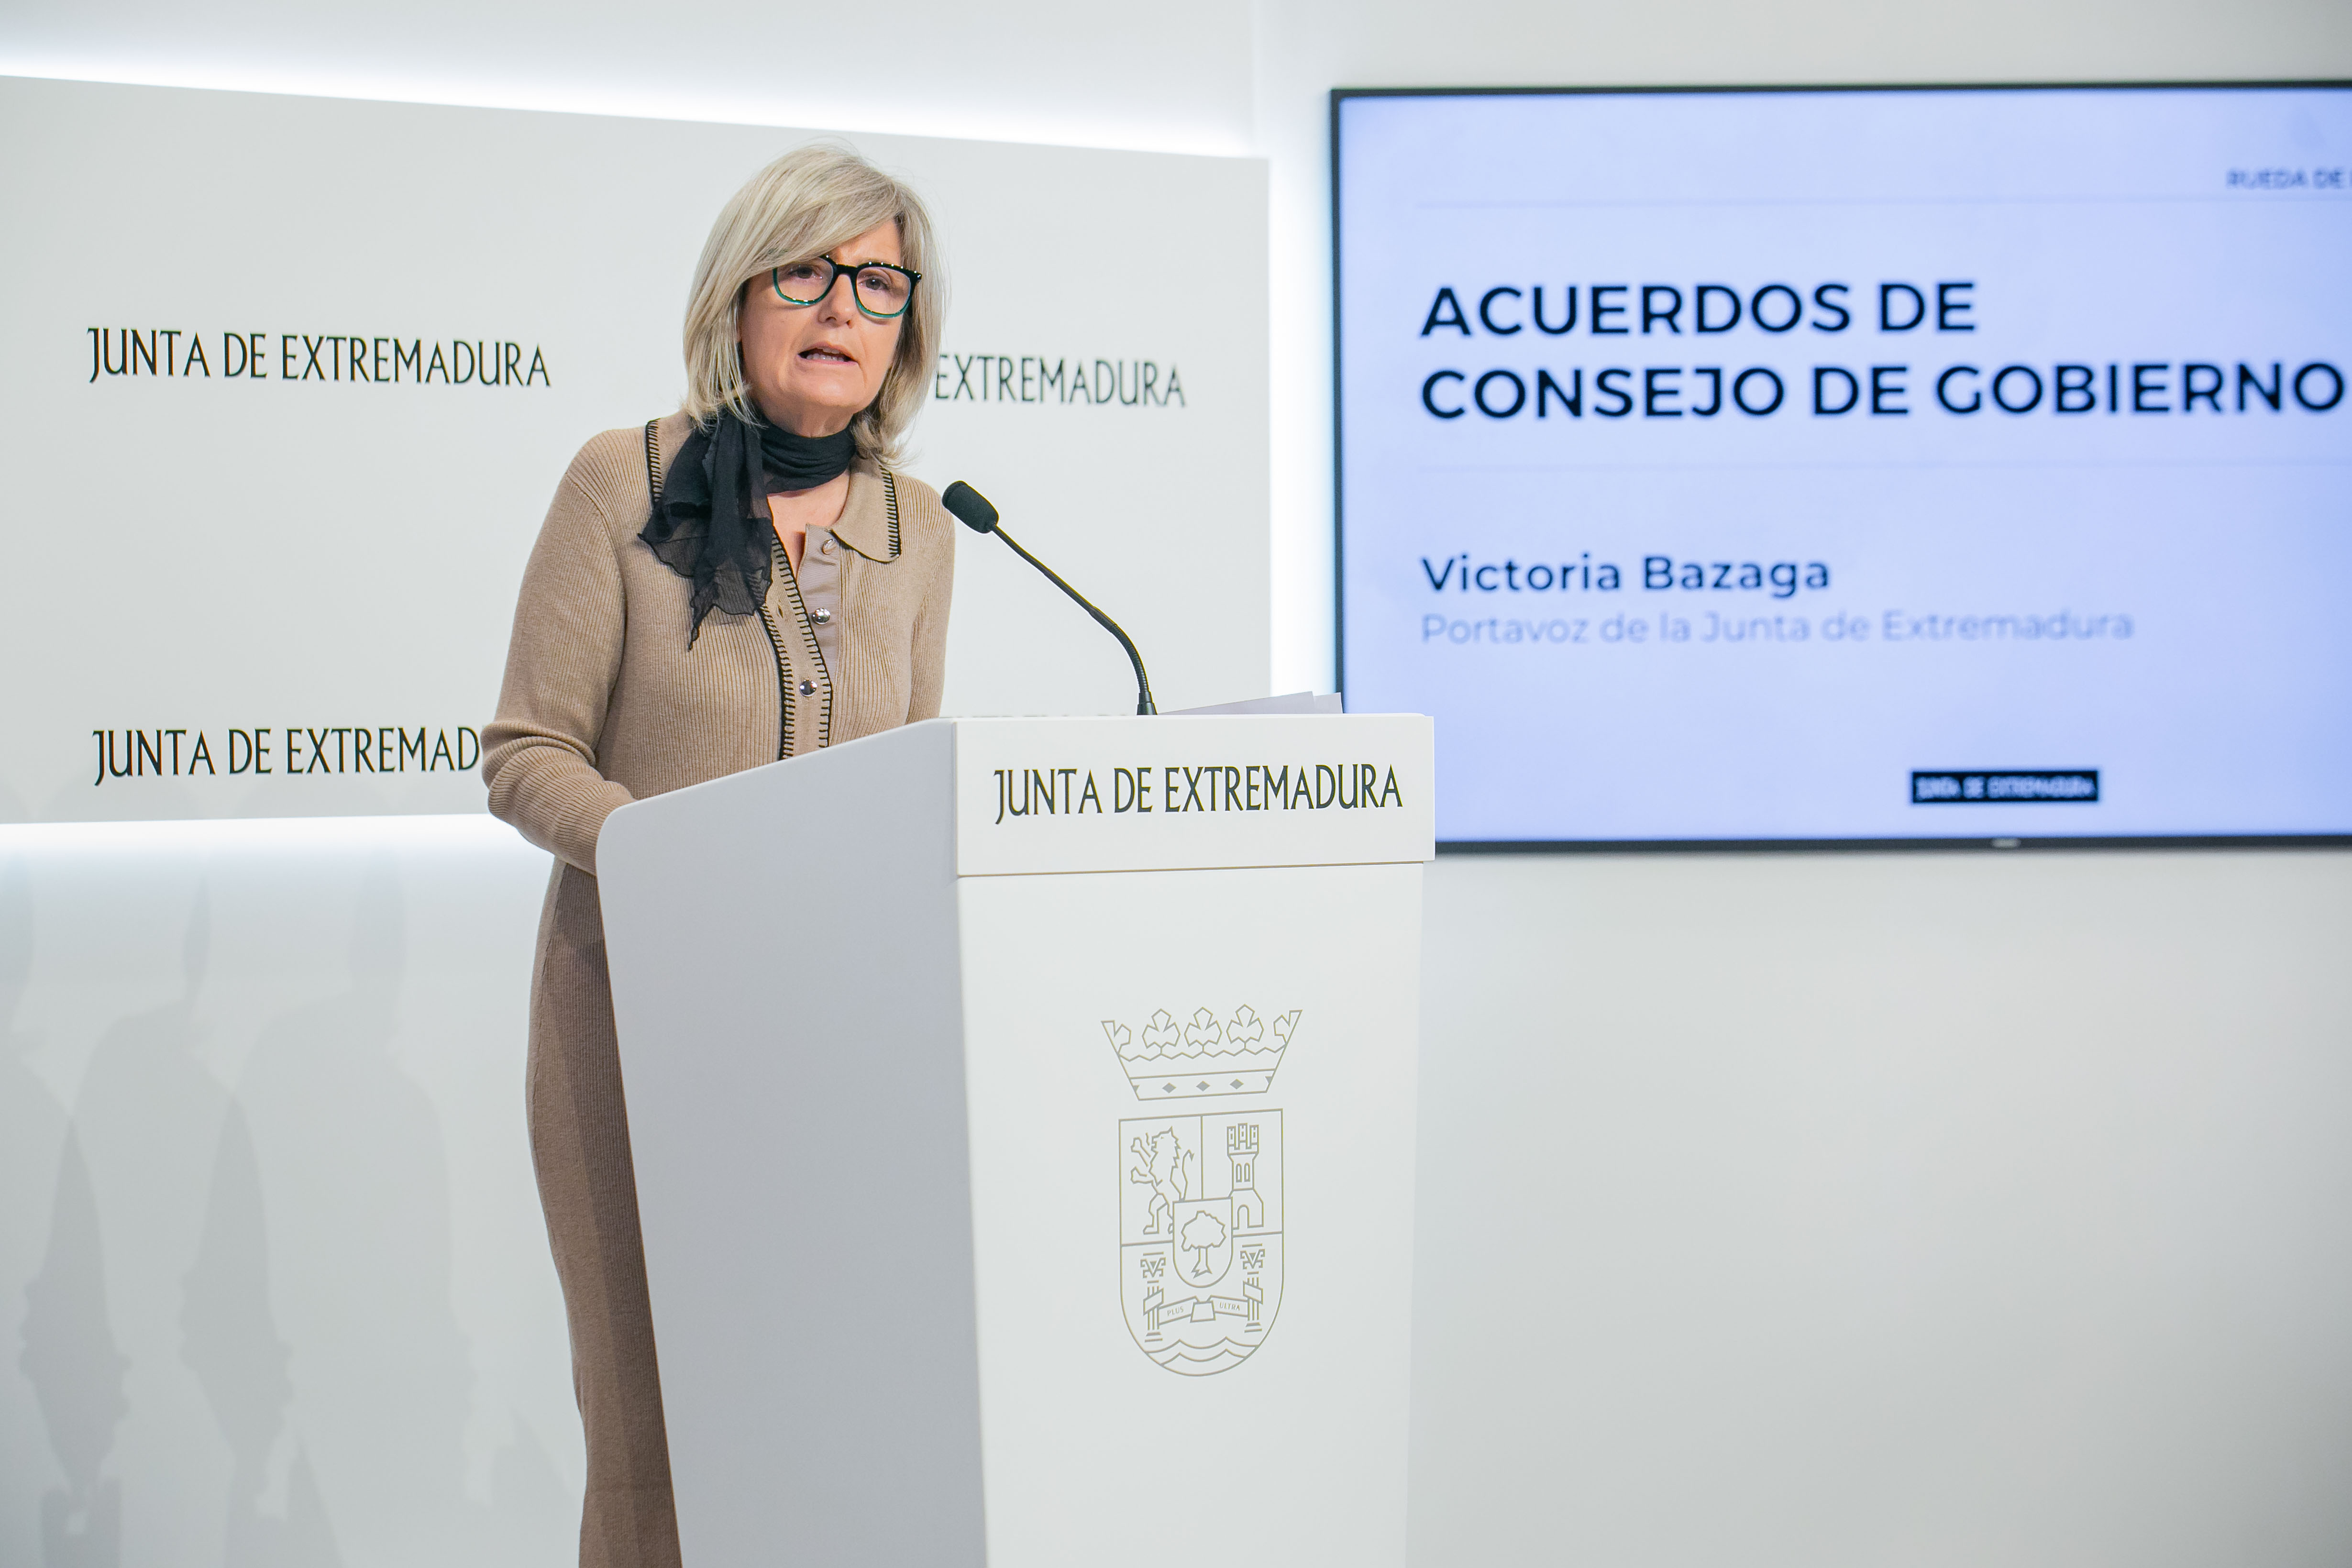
[1101,1006,1301,1100]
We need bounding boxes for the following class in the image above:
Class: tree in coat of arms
[1118,1111,1282,1376]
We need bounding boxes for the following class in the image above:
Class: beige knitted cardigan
[486,411,955,869]
[481,411,954,1568]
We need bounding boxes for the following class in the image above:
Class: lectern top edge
[949,712,1435,877]
[598,712,1435,883]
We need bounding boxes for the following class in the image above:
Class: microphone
[941,481,1157,716]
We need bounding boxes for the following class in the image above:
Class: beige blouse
[483,412,957,871]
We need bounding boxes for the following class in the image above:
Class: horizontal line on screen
[1411,194,2352,211]
[1437,834,2352,855]
[1388,457,2352,476]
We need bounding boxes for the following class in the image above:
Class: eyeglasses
[771,255,921,320]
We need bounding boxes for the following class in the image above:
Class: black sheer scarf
[640,412,858,644]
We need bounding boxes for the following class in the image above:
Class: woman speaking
[482,145,954,1568]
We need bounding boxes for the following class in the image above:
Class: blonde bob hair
[681,143,942,467]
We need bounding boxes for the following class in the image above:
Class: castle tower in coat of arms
[1228,1123,1263,1229]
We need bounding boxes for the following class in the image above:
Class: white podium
[597,714,1433,1567]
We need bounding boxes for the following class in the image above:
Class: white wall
[7,2,2352,1564]
[1415,850,2352,1563]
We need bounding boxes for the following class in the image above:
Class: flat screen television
[1333,84,2352,846]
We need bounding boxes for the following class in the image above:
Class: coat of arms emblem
[1104,1007,1295,1375]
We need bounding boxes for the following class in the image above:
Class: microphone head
[940,481,1000,535]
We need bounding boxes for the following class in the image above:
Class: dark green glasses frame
[771,256,922,320]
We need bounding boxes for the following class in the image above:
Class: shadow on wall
[232,859,465,1564]
[2,856,74,1566]
[10,844,573,1568]
[231,856,572,1564]
[21,1130,125,1568]
[44,879,232,1568]
[182,1100,342,1568]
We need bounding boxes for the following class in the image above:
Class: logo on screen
[1911,770,2100,804]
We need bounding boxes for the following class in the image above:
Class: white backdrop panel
[0,77,1268,823]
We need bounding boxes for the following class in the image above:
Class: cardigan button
[797,680,816,696]
[811,608,832,624]
[819,538,835,554]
